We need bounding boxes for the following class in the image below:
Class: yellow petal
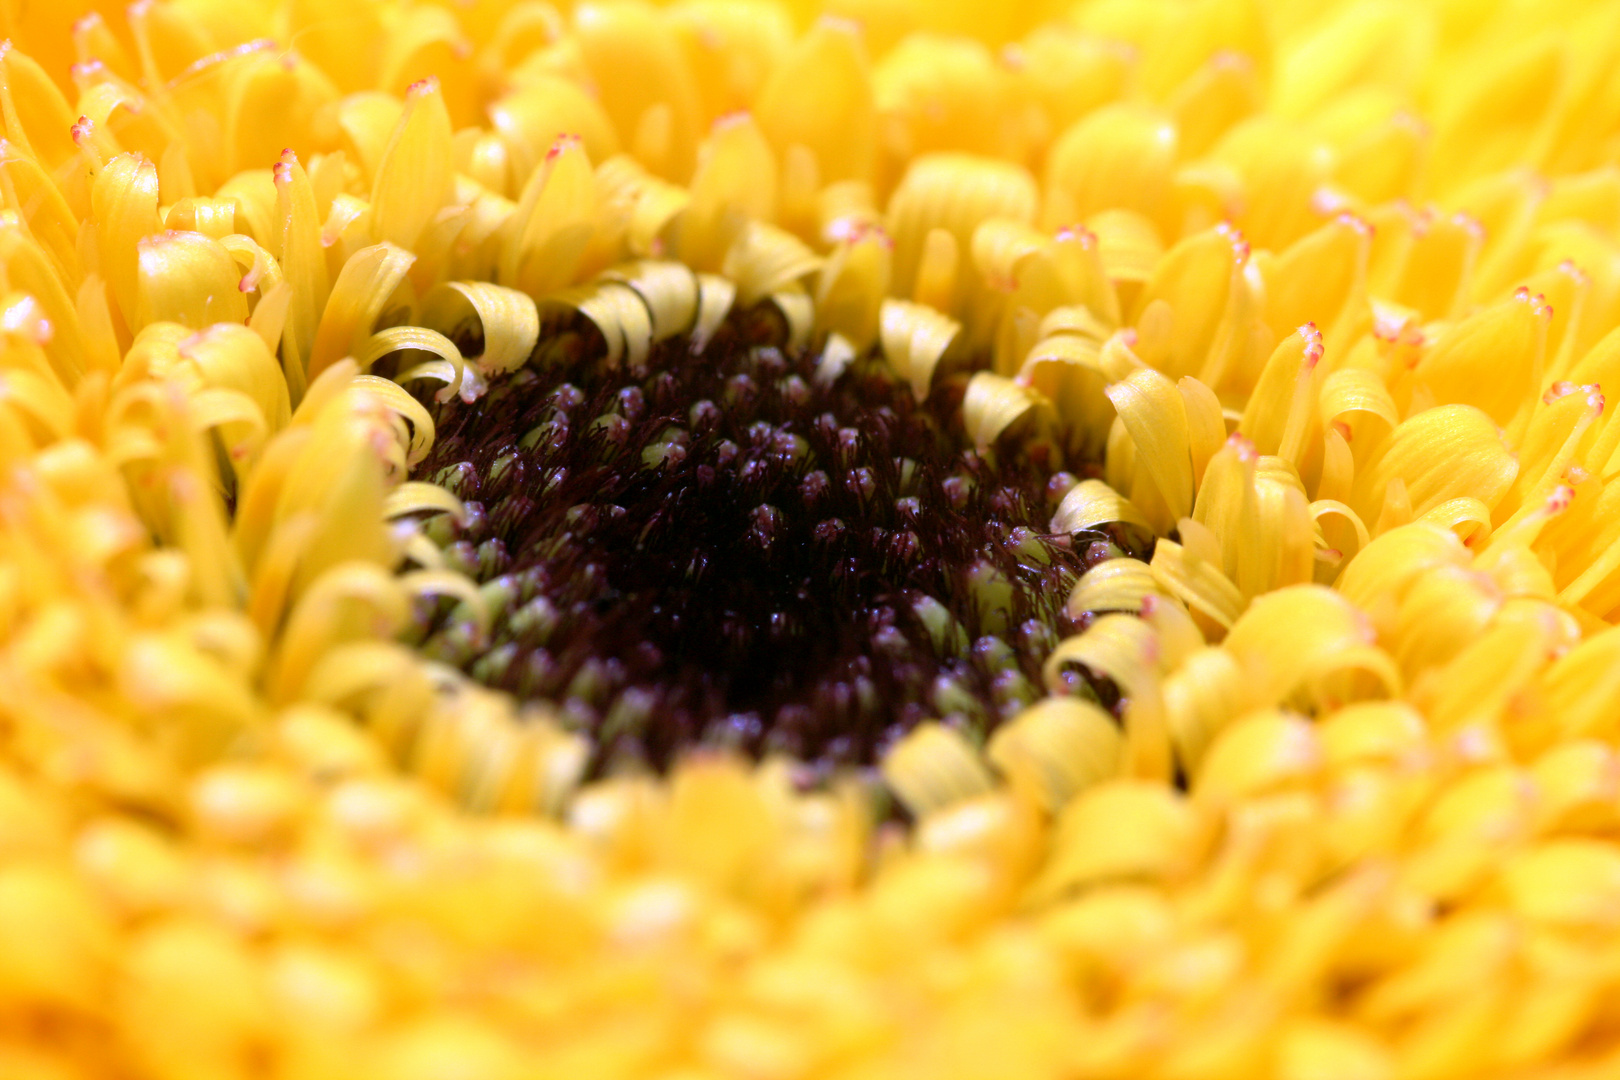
[989,697,1123,813]
[1411,287,1549,428]
[1150,538,1248,632]
[1067,557,1163,620]
[0,141,81,288]
[1335,521,1471,634]
[1050,478,1153,538]
[1163,646,1251,773]
[499,135,596,297]
[308,242,418,382]
[369,77,454,255]
[682,113,782,272]
[419,281,539,377]
[91,152,162,328]
[1260,212,1372,358]
[490,73,620,193]
[756,16,876,184]
[1105,367,1194,528]
[573,0,702,181]
[887,152,1037,324]
[962,372,1039,451]
[1193,708,1321,805]
[1238,324,1322,469]
[273,150,330,404]
[1350,405,1520,528]
[721,221,821,307]
[878,298,958,401]
[880,722,994,818]
[1222,585,1400,710]
[816,223,892,350]
[135,231,250,332]
[1026,781,1201,903]
[1043,104,1177,238]
[1132,223,1258,387]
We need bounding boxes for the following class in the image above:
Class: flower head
[3,1,1620,1077]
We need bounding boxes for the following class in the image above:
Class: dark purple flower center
[408,306,1132,778]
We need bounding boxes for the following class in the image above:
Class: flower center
[411,306,1111,777]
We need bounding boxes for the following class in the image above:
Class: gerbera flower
[4,0,1620,1077]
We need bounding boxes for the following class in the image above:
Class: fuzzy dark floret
[408,306,1131,777]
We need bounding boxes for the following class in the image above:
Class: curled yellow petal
[308,242,418,382]
[988,697,1123,813]
[268,561,409,703]
[217,235,283,301]
[1051,478,1153,538]
[1019,331,1116,458]
[217,169,279,252]
[593,153,691,259]
[1335,521,1471,633]
[1067,557,1162,620]
[1223,585,1401,711]
[419,281,540,377]
[881,721,994,818]
[350,375,436,469]
[1311,498,1371,577]
[383,482,464,525]
[1318,366,1398,462]
[887,152,1038,320]
[356,326,469,404]
[721,222,821,307]
[962,372,1039,451]
[1150,538,1247,633]
[177,322,292,436]
[1163,646,1250,774]
[879,298,959,401]
[1193,708,1322,805]
[1044,613,1171,781]
[1106,367,1195,529]
[1026,781,1201,904]
[601,260,700,343]
[164,197,236,241]
[692,272,737,351]
[544,280,653,370]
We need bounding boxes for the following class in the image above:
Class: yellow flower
[5,1,1620,1077]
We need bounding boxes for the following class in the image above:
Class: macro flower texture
[8,0,1620,1076]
